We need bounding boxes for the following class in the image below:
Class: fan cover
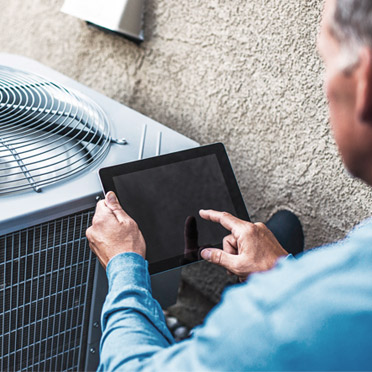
[0,66,111,194]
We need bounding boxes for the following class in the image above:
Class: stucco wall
[1,0,371,322]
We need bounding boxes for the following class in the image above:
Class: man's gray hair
[331,0,372,69]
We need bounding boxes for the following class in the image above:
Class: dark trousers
[265,210,304,256]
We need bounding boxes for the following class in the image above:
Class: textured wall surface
[1,0,372,322]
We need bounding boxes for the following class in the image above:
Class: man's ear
[355,48,372,123]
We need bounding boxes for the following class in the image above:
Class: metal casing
[61,0,145,42]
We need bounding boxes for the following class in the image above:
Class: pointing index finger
[199,209,245,234]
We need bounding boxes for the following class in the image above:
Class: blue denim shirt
[98,220,372,371]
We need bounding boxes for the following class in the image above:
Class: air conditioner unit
[0,53,198,371]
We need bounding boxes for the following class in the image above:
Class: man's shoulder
[220,219,372,365]
[200,221,372,370]
[235,217,372,310]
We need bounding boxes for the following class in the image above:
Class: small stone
[173,326,189,341]
[165,316,179,330]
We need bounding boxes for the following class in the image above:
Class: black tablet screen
[112,153,238,273]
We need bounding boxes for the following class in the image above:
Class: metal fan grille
[0,66,111,194]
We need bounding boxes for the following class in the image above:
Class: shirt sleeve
[98,252,175,371]
[98,251,287,372]
[98,247,372,371]
[98,250,296,371]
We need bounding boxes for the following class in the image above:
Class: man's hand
[199,209,288,282]
[86,191,146,269]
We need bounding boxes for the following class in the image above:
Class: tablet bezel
[98,142,250,274]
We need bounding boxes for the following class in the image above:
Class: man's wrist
[106,252,151,293]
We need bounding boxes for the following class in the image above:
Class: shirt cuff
[106,252,152,293]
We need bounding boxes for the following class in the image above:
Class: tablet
[98,143,250,274]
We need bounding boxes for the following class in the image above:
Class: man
[86,0,372,370]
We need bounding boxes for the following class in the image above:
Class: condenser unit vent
[0,208,96,371]
[0,66,111,195]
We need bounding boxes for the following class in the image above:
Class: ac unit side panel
[0,207,97,371]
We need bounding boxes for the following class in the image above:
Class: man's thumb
[105,191,129,222]
[201,248,236,271]
[106,191,119,206]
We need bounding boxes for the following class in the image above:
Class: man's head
[318,0,372,185]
